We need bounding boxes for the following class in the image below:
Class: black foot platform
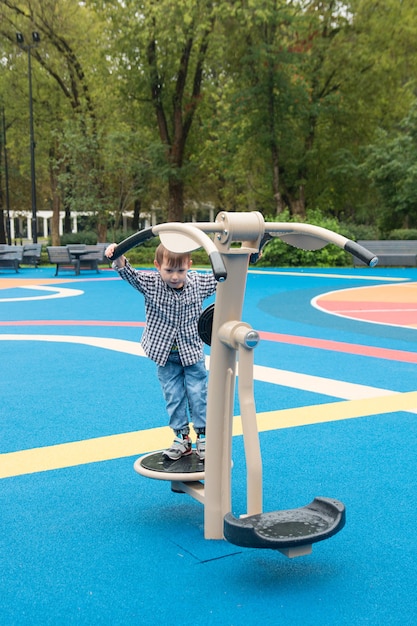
[134,451,205,481]
[224,497,345,553]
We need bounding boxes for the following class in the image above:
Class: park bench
[21,243,42,267]
[0,245,23,272]
[85,244,110,267]
[67,244,105,273]
[47,246,80,275]
[47,244,108,275]
[353,240,417,266]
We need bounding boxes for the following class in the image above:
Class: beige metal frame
[135,211,373,542]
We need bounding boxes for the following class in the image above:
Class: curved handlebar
[153,222,227,281]
[344,240,378,267]
[109,215,378,273]
[109,224,228,282]
[111,227,155,260]
[264,222,378,268]
[208,251,227,281]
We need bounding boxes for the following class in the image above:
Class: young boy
[105,242,217,461]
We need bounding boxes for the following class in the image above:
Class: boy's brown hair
[154,243,191,268]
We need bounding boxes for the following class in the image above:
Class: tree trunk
[49,146,61,245]
[0,206,5,245]
[271,141,285,215]
[0,133,5,243]
[51,193,61,246]
[97,221,107,243]
[147,14,214,224]
[63,207,71,233]
[289,187,306,218]
[133,197,141,230]
[0,211,5,244]
[167,176,184,222]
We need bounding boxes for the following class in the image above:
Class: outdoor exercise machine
[112,211,377,558]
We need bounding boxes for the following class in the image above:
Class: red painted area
[259,331,417,364]
[0,320,145,327]
[320,300,417,312]
[333,311,417,325]
[318,301,417,325]
[1,320,416,362]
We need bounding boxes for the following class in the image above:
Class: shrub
[344,223,380,241]
[388,228,417,240]
[59,231,98,245]
[256,209,355,267]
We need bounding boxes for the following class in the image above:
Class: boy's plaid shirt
[115,260,217,366]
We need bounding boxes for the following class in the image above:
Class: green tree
[312,0,417,224]
[0,0,119,243]
[362,103,417,233]
[95,0,218,222]
[3,0,417,243]
[200,0,417,221]
[184,0,361,218]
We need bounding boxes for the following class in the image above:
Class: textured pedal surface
[224,497,346,550]
[140,450,205,473]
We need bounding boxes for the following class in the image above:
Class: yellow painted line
[0,426,171,479]
[1,391,417,479]
[239,390,417,434]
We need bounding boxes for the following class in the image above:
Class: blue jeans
[157,353,208,435]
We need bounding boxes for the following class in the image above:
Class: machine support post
[204,252,250,539]
[237,342,263,517]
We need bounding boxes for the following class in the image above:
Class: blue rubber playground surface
[1,263,417,625]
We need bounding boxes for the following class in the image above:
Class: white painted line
[0,285,84,302]
[248,270,407,282]
[0,334,413,412]
[0,334,146,356]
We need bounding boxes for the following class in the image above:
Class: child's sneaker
[163,435,192,460]
[196,435,206,461]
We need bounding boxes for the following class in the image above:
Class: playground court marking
[313,281,417,329]
[1,271,415,478]
[0,285,84,302]
[1,333,417,479]
[1,390,417,479]
[0,268,407,300]
[248,270,407,282]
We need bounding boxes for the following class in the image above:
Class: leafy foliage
[257,209,355,267]
[362,104,417,233]
[2,0,417,245]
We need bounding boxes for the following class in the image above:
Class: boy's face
[154,255,192,289]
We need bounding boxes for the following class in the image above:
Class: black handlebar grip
[209,250,227,282]
[345,240,378,267]
[111,227,155,260]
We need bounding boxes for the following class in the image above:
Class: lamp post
[16,32,40,243]
[1,106,12,245]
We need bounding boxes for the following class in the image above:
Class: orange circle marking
[314,282,417,329]
[0,278,77,290]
